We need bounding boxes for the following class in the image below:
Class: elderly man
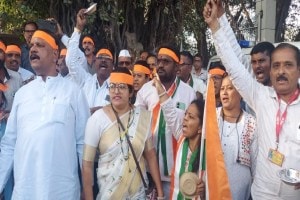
[118,49,133,70]
[204,0,300,199]
[135,45,196,199]
[0,29,90,199]
[5,45,34,83]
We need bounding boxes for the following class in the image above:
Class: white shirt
[213,21,300,199]
[64,31,110,108]
[0,75,90,199]
[190,76,207,99]
[191,68,208,84]
[135,78,196,181]
[18,67,34,82]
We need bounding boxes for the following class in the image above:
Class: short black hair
[209,61,226,72]
[250,42,275,57]
[272,43,300,66]
[134,60,150,69]
[180,51,193,64]
[194,53,203,60]
[23,21,38,31]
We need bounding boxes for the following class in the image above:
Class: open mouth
[30,54,40,61]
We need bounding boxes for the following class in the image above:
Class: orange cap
[5,45,21,54]
[158,48,179,63]
[32,30,58,50]
[0,41,6,53]
[82,36,94,46]
[110,72,133,85]
[96,48,113,59]
[60,48,67,56]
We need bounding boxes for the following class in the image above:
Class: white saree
[84,106,153,200]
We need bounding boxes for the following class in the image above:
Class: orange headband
[158,48,179,63]
[0,83,8,92]
[209,68,225,76]
[5,45,21,54]
[32,30,58,50]
[0,41,6,53]
[133,64,151,75]
[82,36,94,46]
[60,48,67,56]
[96,48,113,59]
[110,72,133,85]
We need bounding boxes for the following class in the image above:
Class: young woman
[218,75,257,200]
[82,67,164,199]
[170,99,205,200]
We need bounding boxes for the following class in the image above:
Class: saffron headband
[0,83,8,92]
[0,41,6,53]
[96,48,113,59]
[82,36,94,46]
[158,48,179,63]
[32,30,58,50]
[209,68,226,76]
[133,64,151,75]
[110,72,133,85]
[60,48,67,56]
[5,45,21,54]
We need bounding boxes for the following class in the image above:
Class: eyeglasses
[108,83,128,92]
[24,30,36,33]
[118,61,131,66]
[157,58,173,65]
[97,55,112,62]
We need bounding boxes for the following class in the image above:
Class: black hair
[22,21,38,31]
[209,61,226,72]
[158,45,180,62]
[250,42,275,57]
[134,60,150,69]
[180,51,193,64]
[111,67,134,93]
[146,52,157,60]
[194,53,203,60]
[272,43,300,66]
[189,99,205,173]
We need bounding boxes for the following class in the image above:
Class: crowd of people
[0,0,299,199]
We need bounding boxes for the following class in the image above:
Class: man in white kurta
[0,30,90,199]
[204,1,300,199]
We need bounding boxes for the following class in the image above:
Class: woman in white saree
[82,67,164,200]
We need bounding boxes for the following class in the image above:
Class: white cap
[118,49,131,58]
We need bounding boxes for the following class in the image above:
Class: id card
[268,148,285,166]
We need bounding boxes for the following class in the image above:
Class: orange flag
[205,77,232,200]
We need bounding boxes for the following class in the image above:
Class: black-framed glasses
[108,83,128,92]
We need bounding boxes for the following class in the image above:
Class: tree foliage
[0,0,299,63]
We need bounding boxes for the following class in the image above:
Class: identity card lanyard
[275,89,299,150]
[268,89,299,166]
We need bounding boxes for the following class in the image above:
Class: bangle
[157,197,165,200]
[158,91,166,98]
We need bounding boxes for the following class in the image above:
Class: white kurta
[213,20,300,199]
[0,75,90,200]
